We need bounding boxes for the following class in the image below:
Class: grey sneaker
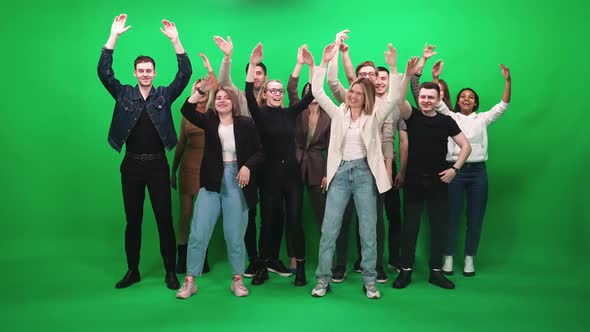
[363,282,381,299]
[311,279,331,297]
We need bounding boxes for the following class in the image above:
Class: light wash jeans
[186,162,248,276]
[316,158,378,283]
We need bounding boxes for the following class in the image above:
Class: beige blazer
[312,65,401,193]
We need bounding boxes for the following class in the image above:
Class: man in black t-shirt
[392,58,471,290]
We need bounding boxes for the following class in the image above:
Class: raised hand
[236,166,251,188]
[160,19,179,43]
[405,56,420,76]
[500,64,511,81]
[423,44,437,60]
[339,42,349,53]
[199,73,215,94]
[334,29,350,45]
[301,45,314,66]
[322,42,338,63]
[432,60,444,78]
[198,52,213,72]
[384,43,398,68]
[110,14,131,36]
[297,46,304,64]
[250,43,263,64]
[214,36,233,57]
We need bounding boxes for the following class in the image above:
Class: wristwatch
[451,166,460,173]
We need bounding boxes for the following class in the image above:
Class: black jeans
[385,164,402,267]
[120,156,176,272]
[400,173,448,270]
[259,161,305,260]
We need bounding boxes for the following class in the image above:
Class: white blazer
[312,65,401,193]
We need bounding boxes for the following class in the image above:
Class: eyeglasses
[357,72,376,78]
[266,88,284,95]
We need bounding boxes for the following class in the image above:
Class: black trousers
[400,173,448,270]
[259,161,305,260]
[244,207,258,263]
[120,156,176,272]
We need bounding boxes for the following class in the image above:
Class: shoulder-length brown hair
[214,85,242,117]
[346,77,375,115]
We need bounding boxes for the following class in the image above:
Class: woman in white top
[437,64,512,277]
[309,41,402,299]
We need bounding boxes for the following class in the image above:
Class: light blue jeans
[186,162,248,276]
[316,158,378,283]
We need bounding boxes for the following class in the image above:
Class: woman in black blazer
[176,77,264,299]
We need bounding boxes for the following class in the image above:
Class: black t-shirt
[406,107,461,176]
[125,104,165,154]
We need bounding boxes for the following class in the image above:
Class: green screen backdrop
[1,0,588,331]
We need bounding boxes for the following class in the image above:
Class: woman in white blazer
[308,42,402,299]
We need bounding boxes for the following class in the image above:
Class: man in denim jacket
[97,14,192,290]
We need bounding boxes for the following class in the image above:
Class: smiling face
[418,88,440,113]
[357,65,377,83]
[375,70,389,97]
[347,83,366,109]
[134,62,156,88]
[263,81,284,107]
[214,89,234,115]
[457,89,478,114]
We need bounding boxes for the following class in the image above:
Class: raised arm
[98,14,132,98]
[288,46,305,106]
[245,43,264,119]
[398,57,420,120]
[180,75,215,128]
[214,36,239,90]
[160,19,192,101]
[410,44,436,105]
[288,46,315,115]
[376,43,403,124]
[480,64,512,126]
[326,30,350,104]
[312,43,343,118]
[431,60,443,84]
[341,43,356,84]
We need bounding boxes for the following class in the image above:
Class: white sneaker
[442,255,453,275]
[311,279,331,297]
[231,276,249,297]
[463,256,475,276]
[363,282,381,299]
[176,277,197,299]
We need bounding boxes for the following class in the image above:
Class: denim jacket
[97,47,192,152]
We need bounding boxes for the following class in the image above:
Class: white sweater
[436,100,509,162]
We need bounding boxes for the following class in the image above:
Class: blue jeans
[186,162,248,276]
[446,162,488,256]
[316,158,378,283]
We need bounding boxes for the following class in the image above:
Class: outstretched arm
[312,43,342,118]
[288,46,305,106]
[326,30,350,103]
[160,19,191,102]
[500,64,512,103]
[431,60,443,84]
[99,14,131,98]
[105,14,131,50]
[245,43,264,119]
[214,36,239,90]
[480,64,512,125]
[160,19,185,54]
[399,57,420,120]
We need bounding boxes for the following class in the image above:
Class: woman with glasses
[245,43,314,287]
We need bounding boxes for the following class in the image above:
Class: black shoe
[294,260,307,287]
[244,261,258,278]
[376,266,388,284]
[115,270,140,289]
[267,259,293,277]
[331,265,347,283]
[252,264,269,286]
[429,270,455,289]
[387,259,401,272]
[353,259,362,273]
[165,272,180,290]
[176,244,187,274]
[392,269,412,289]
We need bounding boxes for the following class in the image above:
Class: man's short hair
[355,60,376,76]
[420,82,440,96]
[134,56,156,69]
[245,62,267,75]
[376,66,389,74]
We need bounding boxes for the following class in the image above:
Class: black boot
[115,269,140,289]
[294,260,307,287]
[429,270,455,289]
[203,249,210,274]
[176,244,187,274]
[392,269,412,289]
[252,259,269,286]
[165,271,180,290]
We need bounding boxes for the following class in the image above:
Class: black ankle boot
[429,270,455,289]
[176,244,187,274]
[294,260,307,287]
[115,269,140,289]
[203,249,211,274]
[392,269,412,289]
[252,260,269,286]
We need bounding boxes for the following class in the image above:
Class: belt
[126,152,165,161]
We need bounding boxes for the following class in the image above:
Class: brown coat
[295,108,331,186]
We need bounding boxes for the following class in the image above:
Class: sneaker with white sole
[176,277,197,299]
[267,259,293,277]
[463,256,475,277]
[231,276,249,297]
[442,255,454,275]
[363,282,381,299]
[311,279,331,297]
